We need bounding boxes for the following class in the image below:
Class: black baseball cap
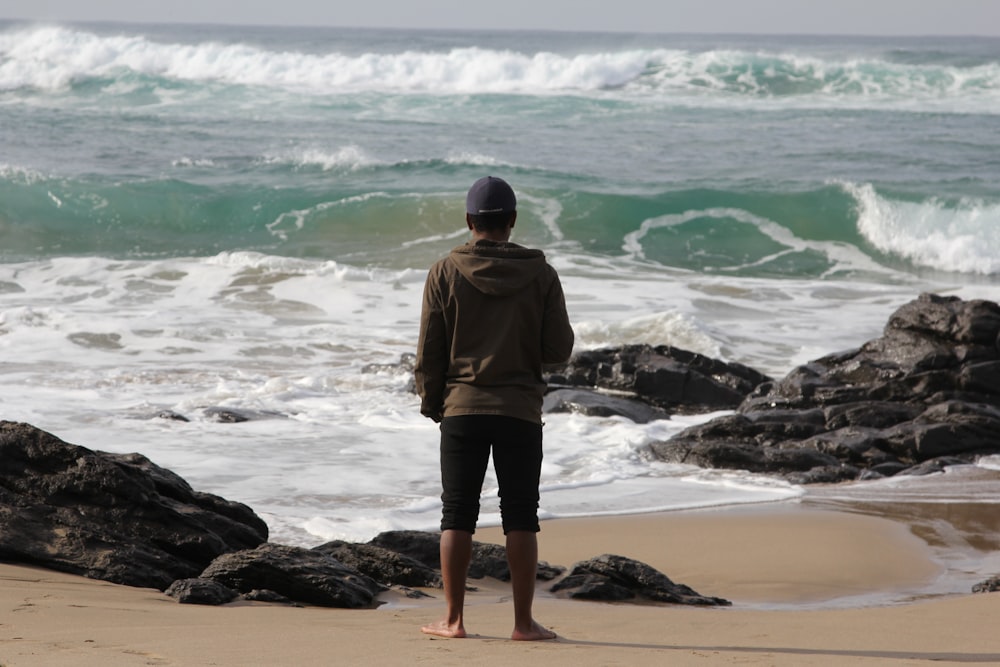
[466,176,516,215]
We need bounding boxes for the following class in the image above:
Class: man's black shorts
[439,414,542,534]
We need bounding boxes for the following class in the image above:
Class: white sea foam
[573,310,722,358]
[2,250,998,543]
[521,193,565,242]
[846,182,1000,275]
[0,163,47,183]
[171,157,217,168]
[978,455,1000,472]
[261,145,378,171]
[400,228,467,249]
[0,26,649,94]
[3,26,998,113]
[443,151,506,166]
[807,464,1000,505]
[2,251,925,544]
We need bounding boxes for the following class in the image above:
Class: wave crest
[846,182,1000,275]
[2,25,998,111]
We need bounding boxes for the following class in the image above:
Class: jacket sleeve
[414,267,449,422]
[541,269,575,365]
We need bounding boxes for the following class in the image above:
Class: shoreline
[3,501,999,666]
[478,500,947,609]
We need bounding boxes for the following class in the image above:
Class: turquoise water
[2,22,999,276]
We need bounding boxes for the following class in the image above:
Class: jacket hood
[448,240,547,296]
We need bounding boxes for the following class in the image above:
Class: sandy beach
[2,501,999,666]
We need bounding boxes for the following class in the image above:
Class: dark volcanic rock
[368,530,442,569]
[362,352,416,376]
[469,541,518,580]
[366,530,564,582]
[155,410,191,422]
[165,578,239,605]
[313,540,442,588]
[650,294,1000,482]
[546,344,771,414]
[551,554,730,606]
[466,541,565,582]
[0,421,268,590]
[204,408,251,423]
[243,588,298,605]
[395,586,434,599]
[202,407,285,423]
[363,353,417,393]
[973,576,1000,593]
[200,543,383,608]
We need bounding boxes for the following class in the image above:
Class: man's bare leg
[421,529,473,638]
[506,530,557,641]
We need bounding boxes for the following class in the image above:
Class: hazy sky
[3,0,1000,36]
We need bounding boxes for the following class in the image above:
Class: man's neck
[471,230,512,243]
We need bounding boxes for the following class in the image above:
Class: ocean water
[1,21,999,549]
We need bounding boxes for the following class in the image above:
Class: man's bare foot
[511,620,557,641]
[421,619,467,638]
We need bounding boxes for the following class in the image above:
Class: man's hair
[468,211,515,233]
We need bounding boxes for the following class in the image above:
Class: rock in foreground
[551,554,731,606]
[0,421,268,590]
[199,543,384,608]
[1,423,725,609]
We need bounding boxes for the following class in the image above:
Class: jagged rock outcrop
[545,344,771,415]
[650,294,1000,482]
[0,421,268,590]
[550,553,731,606]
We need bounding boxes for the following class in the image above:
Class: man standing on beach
[415,176,575,641]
